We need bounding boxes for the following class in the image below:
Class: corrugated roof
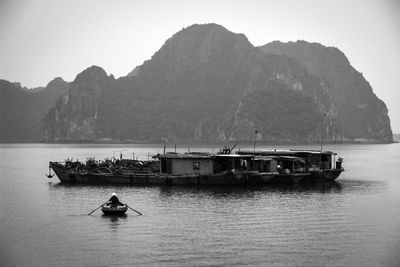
[238,150,336,155]
[157,153,254,159]
[156,153,212,159]
[213,154,253,158]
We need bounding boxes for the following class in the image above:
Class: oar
[127,205,142,216]
[88,202,107,215]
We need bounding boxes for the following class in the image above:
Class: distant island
[0,23,393,143]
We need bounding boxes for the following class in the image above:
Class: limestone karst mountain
[1,24,392,143]
[259,40,392,142]
[0,78,69,141]
[43,24,338,142]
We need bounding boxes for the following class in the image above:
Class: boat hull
[269,173,311,184]
[101,205,128,216]
[309,169,344,181]
[50,162,342,185]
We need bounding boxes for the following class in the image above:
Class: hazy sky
[1,0,400,132]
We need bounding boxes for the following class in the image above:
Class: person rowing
[107,192,123,205]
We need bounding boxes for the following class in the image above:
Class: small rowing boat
[101,203,128,216]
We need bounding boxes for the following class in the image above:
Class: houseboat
[48,148,343,185]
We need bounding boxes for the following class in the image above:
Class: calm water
[1,143,400,266]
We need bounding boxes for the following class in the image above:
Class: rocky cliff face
[43,66,116,141]
[260,41,393,142]
[40,24,392,143]
[0,78,69,141]
[41,24,338,143]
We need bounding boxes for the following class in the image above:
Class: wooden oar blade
[88,202,107,215]
[127,205,142,215]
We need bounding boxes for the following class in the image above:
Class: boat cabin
[156,152,254,175]
[276,156,306,174]
[237,149,342,171]
[253,156,278,173]
[157,153,213,175]
[213,154,253,173]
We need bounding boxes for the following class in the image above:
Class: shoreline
[0,140,397,145]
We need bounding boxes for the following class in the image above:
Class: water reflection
[49,181,342,192]
[339,179,386,194]
[101,214,127,233]
[48,181,128,190]
[266,180,343,193]
[157,181,343,198]
[48,179,387,196]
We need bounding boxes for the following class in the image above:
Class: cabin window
[193,161,200,170]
